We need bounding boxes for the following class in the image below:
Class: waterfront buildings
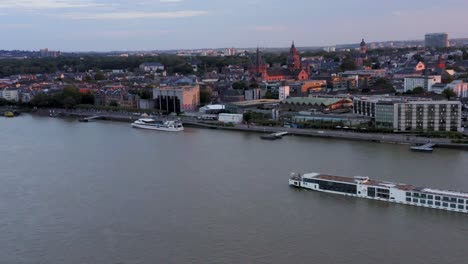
[281,97,353,112]
[0,88,19,102]
[354,96,463,132]
[395,101,462,132]
[153,85,200,113]
[425,33,449,48]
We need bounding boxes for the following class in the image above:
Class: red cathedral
[249,41,309,82]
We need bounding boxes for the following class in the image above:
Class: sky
[1,0,468,51]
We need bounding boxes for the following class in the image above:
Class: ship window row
[318,181,357,194]
[303,178,320,184]
[405,192,466,204]
[406,198,468,210]
[368,187,390,199]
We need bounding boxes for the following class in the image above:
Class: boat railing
[354,176,370,183]
[290,172,302,180]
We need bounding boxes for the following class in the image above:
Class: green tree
[62,96,77,109]
[340,57,357,71]
[243,112,252,122]
[139,89,152,100]
[249,82,259,89]
[373,78,394,90]
[412,86,425,94]
[30,93,52,107]
[413,54,424,62]
[263,90,276,99]
[232,81,247,90]
[84,75,93,82]
[94,71,106,81]
[442,88,457,100]
[109,100,118,107]
[80,92,95,105]
[442,75,454,84]
[199,88,212,104]
[0,98,10,106]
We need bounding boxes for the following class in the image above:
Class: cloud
[60,10,208,20]
[0,0,104,9]
[160,0,184,2]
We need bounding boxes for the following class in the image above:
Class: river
[1,114,467,264]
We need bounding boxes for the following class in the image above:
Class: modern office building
[425,33,449,48]
[354,96,462,132]
[394,101,462,132]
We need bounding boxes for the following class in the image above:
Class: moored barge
[289,172,468,214]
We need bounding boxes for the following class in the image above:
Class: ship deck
[311,174,468,199]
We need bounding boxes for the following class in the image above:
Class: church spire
[288,41,301,70]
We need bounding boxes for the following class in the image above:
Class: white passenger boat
[289,172,468,214]
[131,118,184,132]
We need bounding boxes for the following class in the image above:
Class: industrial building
[153,85,200,113]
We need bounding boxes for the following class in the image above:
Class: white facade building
[1,88,19,102]
[404,76,441,92]
[139,62,165,73]
[279,86,290,101]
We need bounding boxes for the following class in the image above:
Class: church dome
[360,38,366,47]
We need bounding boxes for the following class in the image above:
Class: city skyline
[1,0,468,51]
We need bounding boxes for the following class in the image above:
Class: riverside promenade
[34,109,468,150]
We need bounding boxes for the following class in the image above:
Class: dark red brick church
[249,41,309,82]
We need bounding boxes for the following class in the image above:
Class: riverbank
[31,109,468,150]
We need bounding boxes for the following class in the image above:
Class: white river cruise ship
[289,172,468,214]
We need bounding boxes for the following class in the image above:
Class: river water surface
[1,115,467,264]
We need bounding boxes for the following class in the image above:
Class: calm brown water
[1,114,467,264]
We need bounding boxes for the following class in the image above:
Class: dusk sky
[1,0,467,51]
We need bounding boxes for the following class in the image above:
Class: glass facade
[375,103,394,128]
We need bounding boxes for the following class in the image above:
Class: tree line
[29,86,95,108]
[0,54,251,77]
